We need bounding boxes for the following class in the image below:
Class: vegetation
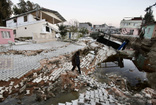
[13,0,40,15]
[143,8,155,25]
[69,26,78,35]
[79,27,88,35]
[0,0,13,26]
[57,24,68,39]
[0,0,40,26]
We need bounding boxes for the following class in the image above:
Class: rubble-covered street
[0,38,156,105]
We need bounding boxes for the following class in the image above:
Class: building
[0,27,14,44]
[120,17,142,35]
[79,22,92,34]
[93,24,108,32]
[93,24,120,34]
[143,22,156,39]
[6,8,66,43]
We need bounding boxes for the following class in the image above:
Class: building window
[24,16,27,22]
[130,30,134,34]
[46,26,50,32]
[14,18,17,23]
[1,31,11,39]
[13,30,16,34]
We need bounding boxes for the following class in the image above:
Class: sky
[11,0,156,27]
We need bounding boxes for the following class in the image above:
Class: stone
[109,87,127,98]
[72,99,78,105]
[33,73,38,78]
[9,81,14,86]
[142,87,156,99]
[58,103,65,105]
[134,93,143,98]
[66,102,72,105]
[14,84,19,89]
[78,98,84,105]
[19,85,26,93]
[152,99,156,105]
[26,90,30,95]
[0,94,3,98]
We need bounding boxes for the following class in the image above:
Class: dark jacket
[72,53,80,66]
[75,54,80,65]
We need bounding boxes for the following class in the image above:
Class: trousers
[71,64,81,74]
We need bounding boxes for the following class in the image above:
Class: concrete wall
[120,19,142,35]
[144,25,155,39]
[120,20,142,29]
[121,28,139,35]
[0,28,14,44]
[6,14,58,43]
[6,14,36,27]
[14,21,44,38]
[79,23,92,33]
[152,25,156,39]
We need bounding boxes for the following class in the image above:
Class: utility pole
[145,2,156,12]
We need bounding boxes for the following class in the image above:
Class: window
[46,26,50,32]
[1,31,11,39]
[130,30,134,34]
[13,30,16,34]
[24,16,27,22]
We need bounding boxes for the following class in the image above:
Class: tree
[79,27,88,35]
[143,5,155,25]
[13,0,40,15]
[0,0,13,26]
[69,26,78,34]
[57,24,68,39]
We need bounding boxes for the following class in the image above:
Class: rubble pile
[58,73,156,105]
[0,40,117,103]
[1,39,155,105]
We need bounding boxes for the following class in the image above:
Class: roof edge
[5,7,66,22]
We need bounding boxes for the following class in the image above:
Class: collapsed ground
[0,38,156,105]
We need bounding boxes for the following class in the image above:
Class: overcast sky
[11,0,156,27]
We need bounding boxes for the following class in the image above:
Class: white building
[93,24,120,34]
[79,22,92,34]
[120,17,142,35]
[6,8,66,43]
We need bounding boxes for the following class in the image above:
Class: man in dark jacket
[71,51,81,74]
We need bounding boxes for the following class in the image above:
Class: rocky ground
[0,38,156,105]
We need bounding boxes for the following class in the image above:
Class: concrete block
[0,94,3,98]
[72,99,78,105]
[79,93,84,99]
[66,102,72,105]
[106,101,109,105]
[90,101,96,105]
[78,98,84,105]
[85,94,90,100]
[9,81,14,86]
[26,90,30,95]
[58,103,65,105]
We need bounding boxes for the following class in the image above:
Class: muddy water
[94,55,151,92]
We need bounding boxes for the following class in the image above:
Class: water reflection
[96,56,149,91]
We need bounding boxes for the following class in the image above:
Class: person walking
[71,51,81,74]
